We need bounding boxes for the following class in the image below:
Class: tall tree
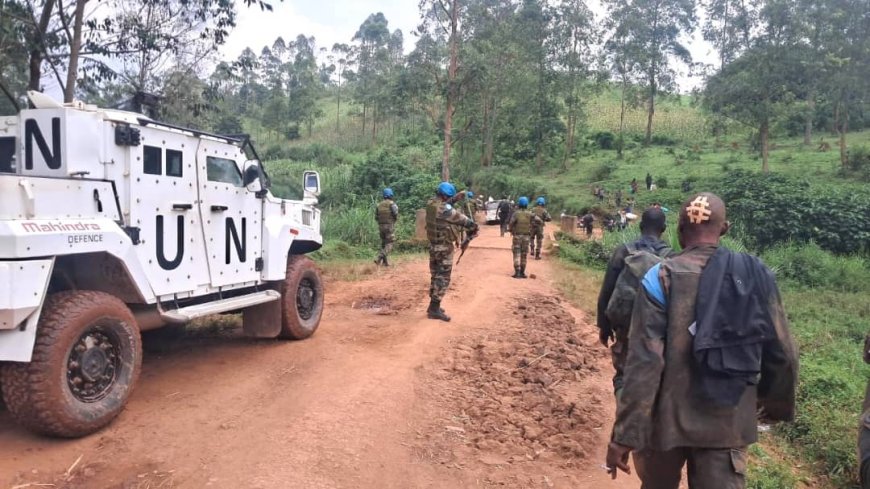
[604,0,696,145]
[419,0,467,180]
[552,0,598,168]
[703,45,803,172]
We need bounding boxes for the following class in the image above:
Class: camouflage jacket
[612,244,798,451]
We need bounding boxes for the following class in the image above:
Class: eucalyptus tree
[603,0,696,145]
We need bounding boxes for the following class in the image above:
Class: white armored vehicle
[0,92,324,437]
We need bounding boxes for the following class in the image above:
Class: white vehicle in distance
[0,92,325,437]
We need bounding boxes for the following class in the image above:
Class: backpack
[605,241,671,328]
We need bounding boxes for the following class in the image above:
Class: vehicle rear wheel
[0,291,142,437]
[277,256,324,340]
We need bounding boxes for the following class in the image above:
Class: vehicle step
[161,290,280,323]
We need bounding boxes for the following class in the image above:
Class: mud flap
[242,298,282,338]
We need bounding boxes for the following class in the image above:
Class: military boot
[535,250,541,260]
[512,267,521,279]
[427,300,451,322]
[519,266,528,279]
[382,255,390,267]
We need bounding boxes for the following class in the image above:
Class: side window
[166,149,183,177]
[206,156,243,186]
[0,137,14,173]
[144,145,162,175]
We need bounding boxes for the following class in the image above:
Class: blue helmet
[437,182,456,198]
[383,187,394,199]
[518,196,530,208]
[467,191,474,198]
[536,197,546,206]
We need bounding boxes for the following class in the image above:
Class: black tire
[277,256,324,340]
[0,291,142,437]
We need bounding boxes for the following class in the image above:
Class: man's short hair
[640,208,667,232]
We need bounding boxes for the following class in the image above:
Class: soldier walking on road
[375,188,398,267]
[508,196,542,279]
[606,192,798,489]
[426,182,478,322]
[530,197,552,260]
[596,208,673,394]
[497,197,512,237]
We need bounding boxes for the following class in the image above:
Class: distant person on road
[630,178,638,195]
[580,211,595,237]
[497,197,512,237]
[596,208,673,395]
[530,197,552,260]
[605,192,798,489]
[426,182,478,322]
[374,188,398,267]
[645,172,653,191]
[508,196,541,279]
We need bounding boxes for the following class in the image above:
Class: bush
[656,176,669,189]
[762,242,869,292]
[591,131,616,150]
[718,170,870,254]
[842,145,870,182]
[650,134,678,146]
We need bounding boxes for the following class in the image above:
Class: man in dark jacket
[606,192,798,489]
[596,207,673,394]
[497,198,512,237]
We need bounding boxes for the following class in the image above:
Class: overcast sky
[221,0,421,58]
[221,0,716,91]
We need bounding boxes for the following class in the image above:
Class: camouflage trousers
[633,446,747,489]
[531,227,544,254]
[429,243,454,302]
[377,224,395,262]
[512,235,531,268]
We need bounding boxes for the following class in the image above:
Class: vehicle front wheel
[277,256,324,340]
[0,291,142,437]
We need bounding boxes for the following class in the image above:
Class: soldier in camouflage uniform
[426,182,478,322]
[374,188,399,266]
[530,197,552,260]
[860,333,870,488]
[508,196,541,279]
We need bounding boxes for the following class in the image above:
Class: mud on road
[0,225,637,489]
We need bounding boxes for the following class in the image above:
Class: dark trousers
[499,219,508,236]
[633,446,747,489]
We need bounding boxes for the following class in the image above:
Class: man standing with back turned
[374,187,398,266]
[530,197,552,260]
[426,182,478,322]
[606,192,798,489]
[597,207,673,395]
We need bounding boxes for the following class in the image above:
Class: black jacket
[693,247,778,407]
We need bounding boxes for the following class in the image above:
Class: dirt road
[0,225,638,489]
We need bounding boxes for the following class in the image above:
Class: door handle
[172,203,193,210]
[210,205,229,212]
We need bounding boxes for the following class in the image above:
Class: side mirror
[243,162,259,186]
[303,171,320,198]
